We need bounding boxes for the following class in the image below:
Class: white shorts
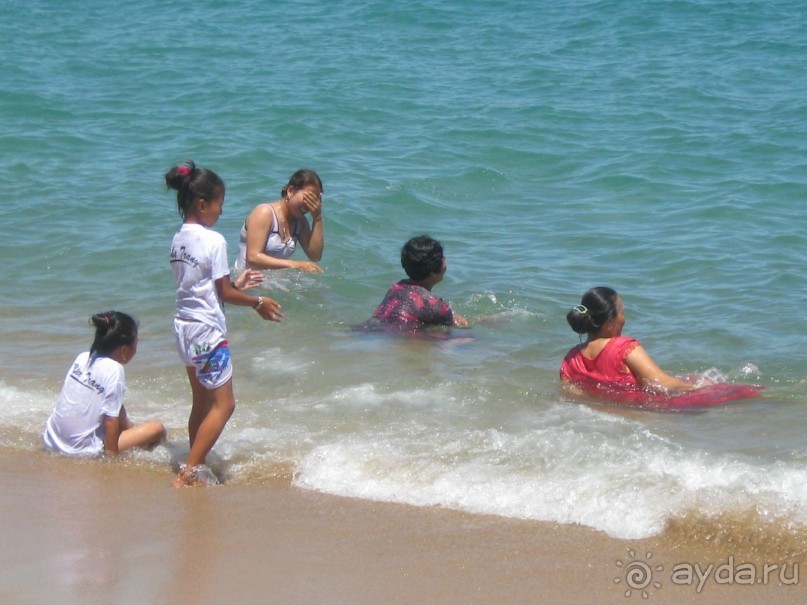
[173,318,233,390]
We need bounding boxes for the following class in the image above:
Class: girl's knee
[220,399,236,419]
[144,421,166,447]
[153,421,167,441]
[211,383,236,415]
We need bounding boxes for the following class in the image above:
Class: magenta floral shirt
[372,280,454,327]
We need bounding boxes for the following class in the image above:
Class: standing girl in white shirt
[166,161,283,487]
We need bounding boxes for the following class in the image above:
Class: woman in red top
[560,287,694,394]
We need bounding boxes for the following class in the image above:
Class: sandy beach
[0,449,801,605]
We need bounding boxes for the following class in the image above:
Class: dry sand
[0,450,802,605]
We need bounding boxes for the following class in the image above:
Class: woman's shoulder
[246,202,277,222]
[561,344,583,362]
[258,201,280,215]
[245,203,282,235]
[608,336,641,357]
[559,345,584,380]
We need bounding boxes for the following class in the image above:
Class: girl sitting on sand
[560,287,694,394]
[43,311,166,457]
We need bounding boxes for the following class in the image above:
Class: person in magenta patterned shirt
[370,235,469,330]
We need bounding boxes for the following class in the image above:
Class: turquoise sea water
[1,1,806,545]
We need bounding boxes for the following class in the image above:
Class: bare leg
[185,366,212,448]
[184,380,235,467]
[175,369,236,487]
[118,421,166,452]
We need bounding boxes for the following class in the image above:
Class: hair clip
[177,165,190,177]
[574,304,588,315]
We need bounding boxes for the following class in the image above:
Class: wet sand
[0,450,802,605]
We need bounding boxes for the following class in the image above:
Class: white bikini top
[235,206,300,270]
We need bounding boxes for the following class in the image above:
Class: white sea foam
[0,380,56,434]
[251,348,315,374]
[0,0,805,551]
[293,404,807,539]
[2,378,804,540]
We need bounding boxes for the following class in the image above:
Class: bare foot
[172,464,220,488]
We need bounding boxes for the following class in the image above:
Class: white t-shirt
[43,352,125,457]
[170,223,230,333]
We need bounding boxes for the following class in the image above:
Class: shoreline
[0,450,802,605]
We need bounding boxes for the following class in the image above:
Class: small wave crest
[291,411,807,541]
[662,510,807,563]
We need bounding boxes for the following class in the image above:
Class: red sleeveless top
[559,336,765,409]
[560,336,641,389]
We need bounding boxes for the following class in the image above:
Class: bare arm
[625,344,695,391]
[297,191,324,262]
[245,204,322,273]
[103,415,122,456]
[559,378,587,397]
[452,313,470,328]
[233,268,264,290]
[216,276,283,322]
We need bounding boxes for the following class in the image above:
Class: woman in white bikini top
[234,169,325,273]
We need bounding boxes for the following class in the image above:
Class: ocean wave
[291,406,807,541]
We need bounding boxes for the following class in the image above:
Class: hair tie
[574,304,599,329]
[177,165,190,178]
